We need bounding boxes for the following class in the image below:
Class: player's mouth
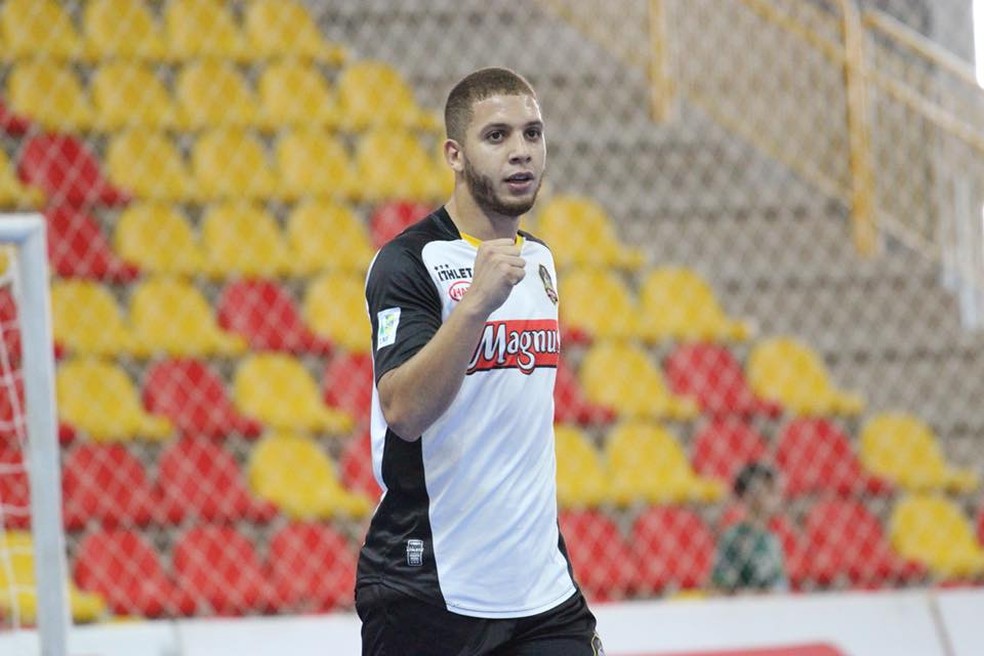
[504,172,535,193]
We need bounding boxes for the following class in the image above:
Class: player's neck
[446,191,522,242]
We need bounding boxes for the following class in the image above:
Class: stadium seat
[56,358,173,442]
[578,342,699,420]
[893,495,984,580]
[0,448,30,529]
[631,507,715,593]
[50,280,139,357]
[7,61,96,131]
[245,0,347,64]
[18,133,131,206]
[336,61,439,131]
[158,438,276,524]
[106,131,197,202]
[605,421,725,504]
[0,99,32,136]
[639,267,752,343]
[130,277,248,357]
[143,358,262,440]
[74,529,196,618]
[559,510,637,602]
[665,343,781,417]
[323,352,374,426]
[691,418,769,486]
[176,62,261,129]
[165,0,252,62]
[303,272,373,354]
[0,531,107,624]
[192,129,278,200]
[173,526,280,616]
[217,279,333,354]
[0,149,42,208]
[860,413,979,493]
[286,201,374,274]
[268,522,358,612]
[92,63,179,130]
[46,205,140,282]
[554,425,611,508]
[276,133,359,202]
[84,0,168,60]
[260,63,341,128]
[554,358,617,425]
[369,200,432,249]
[803,499,926,588]
[0,0,87,60]
[114,204,206,275]
[233,354,354,435]
[747,337,864,416]
[200,203,291,278]
[0,288,21,369]
[61,443,160,529]
[558,268,645,341]
[777,418,892,497]
[355,129,448,202]
[534,196,644,270]
[339,431,382,500]
[247,430,372,519]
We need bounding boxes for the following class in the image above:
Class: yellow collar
[460,232,525,249]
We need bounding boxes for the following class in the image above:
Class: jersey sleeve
[365,243,443,384]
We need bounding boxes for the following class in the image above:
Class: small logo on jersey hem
[539,264,558,305]
[406,539,424,567]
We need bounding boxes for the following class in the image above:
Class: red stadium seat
[719,505,810,589]
[0,373,74,447]
[0,100,32,136]
[323,352,373,426]
[157,438,276,524]
[74,529,196,617]
[217,280,332,355]
[143,358,262,440]
[691,418,769,486]
[0,288,21,368]
[62,444,160,529]
[174,526,282,616]
[45,205,140,282]
[559,509,637,602]
[665,343,781,418]
[978,507,984,547]
[339,430,382,500]
[0,448,30,528]
[268,521,358,612]
[369,200,432,249]
[777,419,893,497]
[631,507,715,593]
[18,134,130,206]
[554,359,616,425]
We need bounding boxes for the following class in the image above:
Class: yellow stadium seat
[7,61,95,131]
[535,196,645,270]
[0,532,107,623]
[57,358,172,441]
[890,495,984,579]
[0,150,43,208]
[605,421,725,505]
[303,272,372,354]
[106,131,197,201]
[245,0,347,64]
[639,267,752,342]
[554,425,611,508]
[84,0,167,60]
[192,129,278,200]
[275,129,358,200]
[336,61,440,131]
[165,0,251,61]
[175,61,260,129]
[355,129,448,202]
[114,203,206,275]
[747,337,864,416]
[286,201,374,275]
[579,342,699,421]
[234,354,353,434]
[92,63,179,130]
[861,413,980,493]
[558,268,645,341]
[200,202,291,279]
[259,62,341,128]
[51,280,139,357]
[0,0,87,60]
[130,277,247,357]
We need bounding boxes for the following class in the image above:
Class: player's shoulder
[369,207,458,278]
[518,229,551,251]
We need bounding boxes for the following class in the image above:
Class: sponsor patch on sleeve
[376,307,401,349]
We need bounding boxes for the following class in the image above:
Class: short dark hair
[733,462,776,498]
[444,67,537,142]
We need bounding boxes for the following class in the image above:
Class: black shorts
[356,584,604,656]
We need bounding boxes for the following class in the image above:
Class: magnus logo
[467,319,560,375]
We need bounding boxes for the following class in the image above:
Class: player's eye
[525,127,542,140]
[486,130,504,143]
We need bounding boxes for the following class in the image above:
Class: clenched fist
[462,238,526,316]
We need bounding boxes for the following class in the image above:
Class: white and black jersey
[357,207,576,619]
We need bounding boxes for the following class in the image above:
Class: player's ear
[444,139,464,173]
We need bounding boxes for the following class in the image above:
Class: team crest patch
[538,264,558,304]
[591,633,606,656]
[376,307,401,349]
